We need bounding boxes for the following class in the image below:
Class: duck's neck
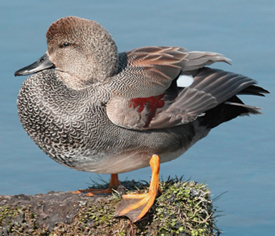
[55,71,112,104]
[56,71,92,90]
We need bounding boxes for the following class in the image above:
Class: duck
[15,16,269,222]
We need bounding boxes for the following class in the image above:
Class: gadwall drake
[15,16,269,222]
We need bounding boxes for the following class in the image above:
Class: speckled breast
[17,70,108,167]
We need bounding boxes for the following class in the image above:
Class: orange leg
[72,173,120,196]
[116,154,160,222]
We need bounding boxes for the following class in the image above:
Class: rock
[0,178,220,235]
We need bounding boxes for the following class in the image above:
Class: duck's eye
[60,42,70,48]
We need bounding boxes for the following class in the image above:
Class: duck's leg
[72,173,120,195]
[116,154,160,222]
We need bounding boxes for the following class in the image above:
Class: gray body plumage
[17,69,197,173]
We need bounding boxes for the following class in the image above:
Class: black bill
[15,53,54,76]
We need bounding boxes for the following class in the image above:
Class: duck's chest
[17,72,112,164]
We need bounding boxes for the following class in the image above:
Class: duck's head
[15,16,119,89]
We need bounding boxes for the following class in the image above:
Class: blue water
[1,1,274,235]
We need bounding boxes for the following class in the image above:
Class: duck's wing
[106,46,267,130]
[110,46,230,97]
[147,68,268,129]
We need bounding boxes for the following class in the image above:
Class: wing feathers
[191,68,257,103]
[106,47,267,130]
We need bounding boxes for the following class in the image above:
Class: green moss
[0,178,220,236]
[152,178,219,235]
[0,205,48,235]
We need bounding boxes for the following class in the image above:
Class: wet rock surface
[0,191,96,231]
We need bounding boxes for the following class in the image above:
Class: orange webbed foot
[72,173,120,196]
[116,154,160,222]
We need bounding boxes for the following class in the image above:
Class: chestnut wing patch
[107,94,167,130]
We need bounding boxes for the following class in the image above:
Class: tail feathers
[224,101,262,115]
[238,85,269,97]
[198,95,263,129]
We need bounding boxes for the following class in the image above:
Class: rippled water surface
[1,1,274,235]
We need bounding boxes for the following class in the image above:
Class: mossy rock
[0,177,220,235]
